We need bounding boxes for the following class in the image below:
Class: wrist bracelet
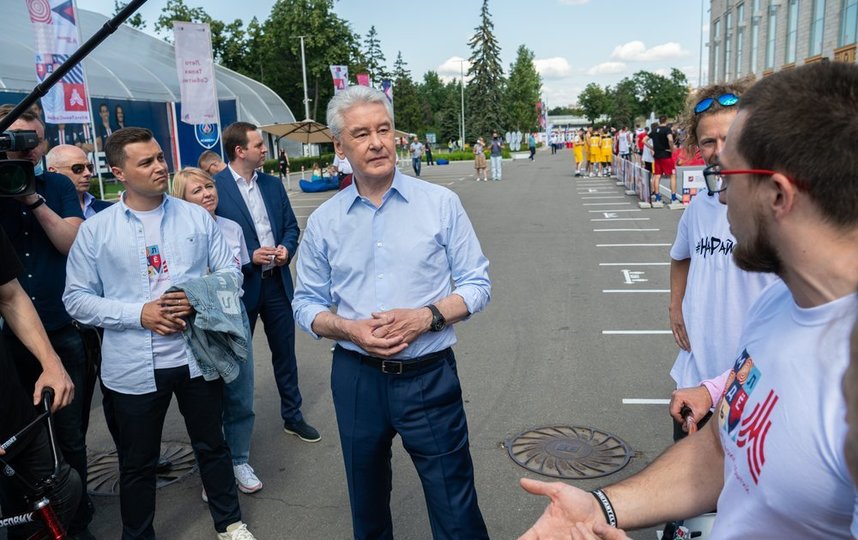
[27,195,46,210]
[590,489,618,528]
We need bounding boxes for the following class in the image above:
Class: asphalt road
[85,148,688,539]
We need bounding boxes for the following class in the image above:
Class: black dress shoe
[283,419,321,443]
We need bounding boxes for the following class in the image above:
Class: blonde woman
[171,167,263,497]
[473,137,488,181]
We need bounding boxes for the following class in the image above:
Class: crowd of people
[1,61,857,540]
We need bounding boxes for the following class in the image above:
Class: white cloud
[586,62,627,76]
[543,84,582,108]
[610,41,688,62]
[534,57,572,79]
[436,56,471,83]
[558,0,590,4]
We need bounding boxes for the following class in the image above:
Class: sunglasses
[66,163,94,174]
[694,93,739,115]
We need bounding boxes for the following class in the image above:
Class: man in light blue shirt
[64,128,256,540]
[293,85,491,540]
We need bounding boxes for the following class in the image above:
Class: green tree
[578,83,608,124]
[417,71,449,133]
[503,44,541,131]
[631,68,689,119]
[606,78,638,128]
[257,0,362,121]
[153,0,246,66]
[362,25,388,85]
[391,52,422,133]
[438,80,463,144]
[113,0,146,29]
[466,0,505,140]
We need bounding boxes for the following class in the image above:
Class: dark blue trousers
[331,346,488,540]
[247,271,303,423]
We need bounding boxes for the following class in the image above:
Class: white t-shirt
[333,155,352,175]
[669,193,777,388]
[216,216,250,298]
[711,281,858,539]
[133,205,187,370]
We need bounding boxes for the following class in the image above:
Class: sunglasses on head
[68,163,94,174]
[694,93,739,115]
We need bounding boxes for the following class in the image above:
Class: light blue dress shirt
[293,169,491,359]
[63,194,241,395]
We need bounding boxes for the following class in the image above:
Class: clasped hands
[253,245,288,267]
[141,290,194,336]
[347,307,432,358]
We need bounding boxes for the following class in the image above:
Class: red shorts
[654,157,675,175]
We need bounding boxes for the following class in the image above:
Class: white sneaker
[233,463,263,494]
[201,487,208,503]
[217,522,256,540]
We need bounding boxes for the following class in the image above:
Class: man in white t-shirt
[517,61,858,540]
[64,128,257,540]
[666,80,778,441]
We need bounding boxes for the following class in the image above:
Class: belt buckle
[381,360,403,375]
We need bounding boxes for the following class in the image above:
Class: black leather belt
[338,345,451,375]
[261,267,278,279]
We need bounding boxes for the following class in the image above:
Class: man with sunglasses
[47,144,112,219]
[517,61,858,539]
[665,82,777,442]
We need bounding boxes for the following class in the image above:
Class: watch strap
[27,195,46,210]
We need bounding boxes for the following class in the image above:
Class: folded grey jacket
[167,271,249,384]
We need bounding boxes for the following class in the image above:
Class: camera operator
[0,225,78,538]
[0,105,92,537]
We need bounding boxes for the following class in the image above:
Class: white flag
[330,65,348,95]
[25,0,91,124]
[174,22,218,125]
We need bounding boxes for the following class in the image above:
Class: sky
[76,0,709,108]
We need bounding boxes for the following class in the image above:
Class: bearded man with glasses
[47,144,112,219]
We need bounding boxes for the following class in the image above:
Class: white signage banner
[25,0,91,124]
[174,22,218,125]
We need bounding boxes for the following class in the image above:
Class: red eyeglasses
[702,164,807,194]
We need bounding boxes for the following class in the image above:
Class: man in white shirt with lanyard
[516,61,858,540]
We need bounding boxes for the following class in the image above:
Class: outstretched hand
[518,478,603,540]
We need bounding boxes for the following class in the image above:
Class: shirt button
[377,274,383,279]
[27,274,32,278]
[31,296,36,301]
[376,242,382,247]
[25,253,30,257]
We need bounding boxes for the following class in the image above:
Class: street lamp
[459,59,465,148]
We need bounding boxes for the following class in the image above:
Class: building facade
[708,0,857,83]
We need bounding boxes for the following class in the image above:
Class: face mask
[33,160,44,176]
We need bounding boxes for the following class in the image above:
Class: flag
[380,79,394,111]
[26,0,90,123]
[330,65,348,94]
[356,73,370,87]
[174,22,218,125]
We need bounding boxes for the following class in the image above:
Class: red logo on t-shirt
[736,389,779,484]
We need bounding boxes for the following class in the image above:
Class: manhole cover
[87,442,198,496]
[506,426,631,479]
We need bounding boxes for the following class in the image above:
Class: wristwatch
[27,194,46,210]
[425,304,446,332]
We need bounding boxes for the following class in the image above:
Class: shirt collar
[228,163,257,185]
[119,191,169,216]
[343,168,410,214]
[82,191,95,209]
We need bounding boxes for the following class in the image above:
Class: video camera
[0,130,38,198]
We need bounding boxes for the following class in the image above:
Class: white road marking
[593,228,660,232]
[602,330,671,334]
[599,262,669,266]
[596,243,670,247]
[582,196,627,199]
[583,202,632,206]
[588,209,641,213]
[602,289,669,293]
[590,218,650,221]
[622,398,671,405]
[621,270,648,284]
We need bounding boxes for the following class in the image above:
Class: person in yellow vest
[588,128,602,177]
[573,129,586,177]
[601,128,614,177]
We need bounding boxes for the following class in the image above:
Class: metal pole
[699,0,705,87]
[459,60,465,148]
[299,36,310,120]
